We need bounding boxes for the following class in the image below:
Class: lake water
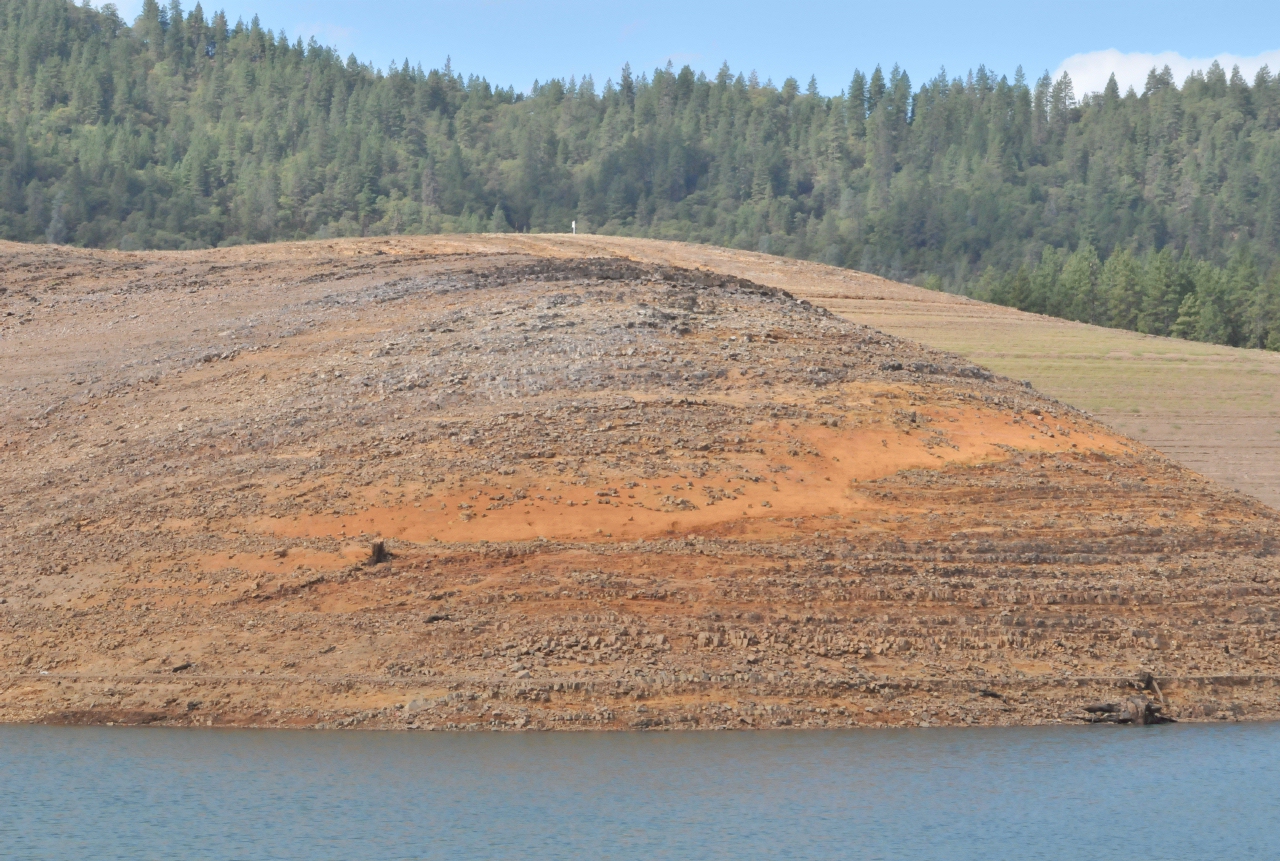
[2,723,1277,860]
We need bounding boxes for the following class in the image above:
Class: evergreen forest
[3,0,1280,349]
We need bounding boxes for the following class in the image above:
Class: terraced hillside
[538,236,1280,511]
[1,237,1277,731]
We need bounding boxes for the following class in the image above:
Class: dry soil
[1,236,1278,732]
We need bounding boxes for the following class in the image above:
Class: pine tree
[1104,250,1143,331]
[1028,247,1064,315]
[1138,250,1180,336]
[847,69,867,139]
[488,203,509,233]
[1172,292,1201,339]
[867,66,886,114]
[1062,242,1101,324]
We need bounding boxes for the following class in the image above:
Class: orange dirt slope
[1,236,1278,732]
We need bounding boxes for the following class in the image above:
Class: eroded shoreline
[2,238,1278,731]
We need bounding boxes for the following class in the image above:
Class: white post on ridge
[572,220,576,235]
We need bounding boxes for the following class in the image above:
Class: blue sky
[116,0,1280,96]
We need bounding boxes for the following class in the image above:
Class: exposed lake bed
[5,241,1280,732]
[3,722,1278,860]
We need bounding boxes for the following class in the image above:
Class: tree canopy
[2,0,1279,348]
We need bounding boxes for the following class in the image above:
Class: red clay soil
[1,236,1278,731]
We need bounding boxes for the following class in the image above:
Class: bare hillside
[524,235,1280,510]
[1,237,1278,731]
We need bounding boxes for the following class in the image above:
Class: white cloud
[1056,48,1280,96]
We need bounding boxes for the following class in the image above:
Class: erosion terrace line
[0,236,1277,731]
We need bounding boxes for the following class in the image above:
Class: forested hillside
[2,0,1279,348]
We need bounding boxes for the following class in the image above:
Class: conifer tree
[1104,251,1143,331]
[488,203,509,233]
[1062,243,1101,324]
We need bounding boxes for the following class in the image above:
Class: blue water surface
[1,722,1277,860]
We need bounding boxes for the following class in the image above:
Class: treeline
[975,243,1278,348]
[1,0,1279,349]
